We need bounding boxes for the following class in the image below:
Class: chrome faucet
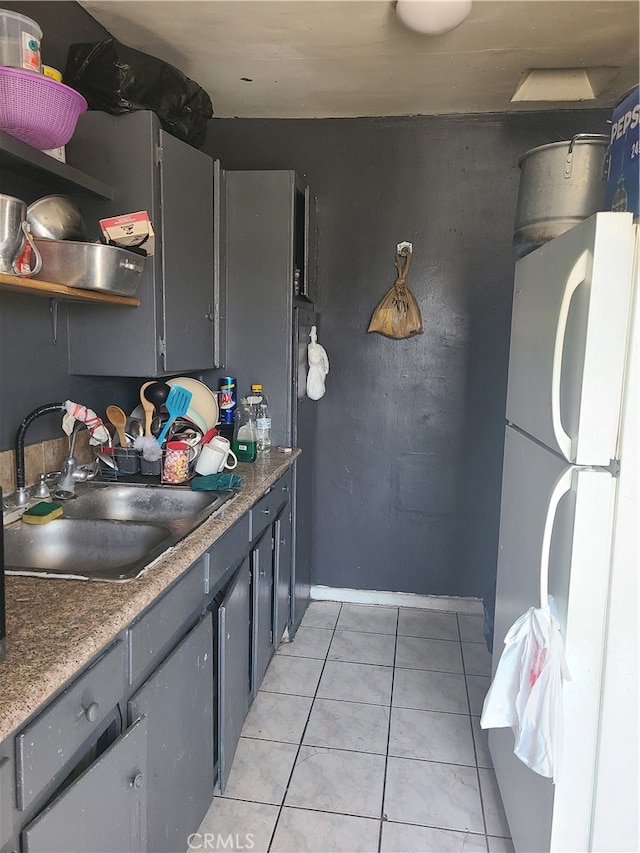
[52,423,99,500]
[14,403,66,507]
[13,404,99,506]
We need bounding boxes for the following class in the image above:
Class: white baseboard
[310,585,484,615]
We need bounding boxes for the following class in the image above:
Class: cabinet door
[128,615,214,853]
[160,129,214,372]
[218,558,251,793]
[225,170,295,447]
[252,528,275,696]
[213,158,227,369]
[274,506,293,645]
[0,753,13,850]
[21,717,146,853]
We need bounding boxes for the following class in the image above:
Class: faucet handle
[34,473,51,500]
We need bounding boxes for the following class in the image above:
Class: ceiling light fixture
[396,0,472,35]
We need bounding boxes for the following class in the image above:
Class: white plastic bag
[481,598,570,782]
[307,325,329,401]
[515,613,570,780]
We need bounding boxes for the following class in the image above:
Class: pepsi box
[605,85,639,217]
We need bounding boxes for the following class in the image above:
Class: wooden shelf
[0,131,113,199]
[0,272,140,306]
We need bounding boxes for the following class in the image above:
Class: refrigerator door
[590,234,639,852]
[506,212,634,465]
[491,426,616,852]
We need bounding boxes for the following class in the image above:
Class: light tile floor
[196,602,514,853]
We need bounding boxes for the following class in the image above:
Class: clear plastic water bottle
[250,383,272,452]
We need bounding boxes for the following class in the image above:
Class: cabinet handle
[84,702,100,723]
[282,485,289,492]
[205,305,214,321]
[131,773,144,789]
[262,508,270,515]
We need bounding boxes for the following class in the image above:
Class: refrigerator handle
[551,250,589,462]
[538,468,573,607]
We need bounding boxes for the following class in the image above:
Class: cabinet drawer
[128,557,207,686]
[208,514,250,589]
[15,639,126,812]
[250,471,291,542]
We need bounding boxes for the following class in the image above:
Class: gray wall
[204,111,609,598]
[0,2,141,448]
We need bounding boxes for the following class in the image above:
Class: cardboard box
[99,211,155,256]
[605,85,639,217]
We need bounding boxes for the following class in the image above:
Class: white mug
[208,434,232,453]
[195,442,238,476]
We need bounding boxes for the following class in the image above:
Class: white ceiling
[79,0,639,119]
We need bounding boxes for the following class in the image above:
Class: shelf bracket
[49,298,60,344]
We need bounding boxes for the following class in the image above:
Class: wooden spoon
[140,381,156,438]
[106,405,129,447]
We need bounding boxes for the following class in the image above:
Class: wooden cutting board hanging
[367,247,423,339]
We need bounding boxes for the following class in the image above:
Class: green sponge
[22,501,64,524]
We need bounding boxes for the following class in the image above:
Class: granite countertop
[0,449,299,743]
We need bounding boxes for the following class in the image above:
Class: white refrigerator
[488,212,638,852]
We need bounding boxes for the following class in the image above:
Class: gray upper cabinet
[225,170,313,442]
[65,111,218,377]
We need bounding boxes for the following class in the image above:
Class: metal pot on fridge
[0,194,42,276]
[513,134,609,258]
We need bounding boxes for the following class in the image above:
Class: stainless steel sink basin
[4,518,171,581]
[61,482,227,535]
[4,482,234,582]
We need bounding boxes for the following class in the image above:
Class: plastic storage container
[0,9,42,73]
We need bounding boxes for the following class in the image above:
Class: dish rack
[0,66,87,149]
[97,447,142,480]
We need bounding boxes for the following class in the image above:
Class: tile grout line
[376,606,400,853]
[457,612,491,853]
[266,602,343,852]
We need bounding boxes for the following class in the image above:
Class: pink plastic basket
[0,66,88,150]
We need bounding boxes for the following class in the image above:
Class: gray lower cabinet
[21,716,147,853]
[1,467,294,851]
[128,614,214,853]
[0,752,14,852]
[217,557,251,793]
[251,528,275,696]
[274,504,293,646]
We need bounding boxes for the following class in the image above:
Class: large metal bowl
[33,238,145,296]
[27,195,87,241]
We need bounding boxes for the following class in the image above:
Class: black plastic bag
[65,39,214,149]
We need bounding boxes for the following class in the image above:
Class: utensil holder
[140,455,161,477]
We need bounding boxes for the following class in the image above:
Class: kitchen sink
[3,482,234,582]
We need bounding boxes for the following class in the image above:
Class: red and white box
[99,211,155,256]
